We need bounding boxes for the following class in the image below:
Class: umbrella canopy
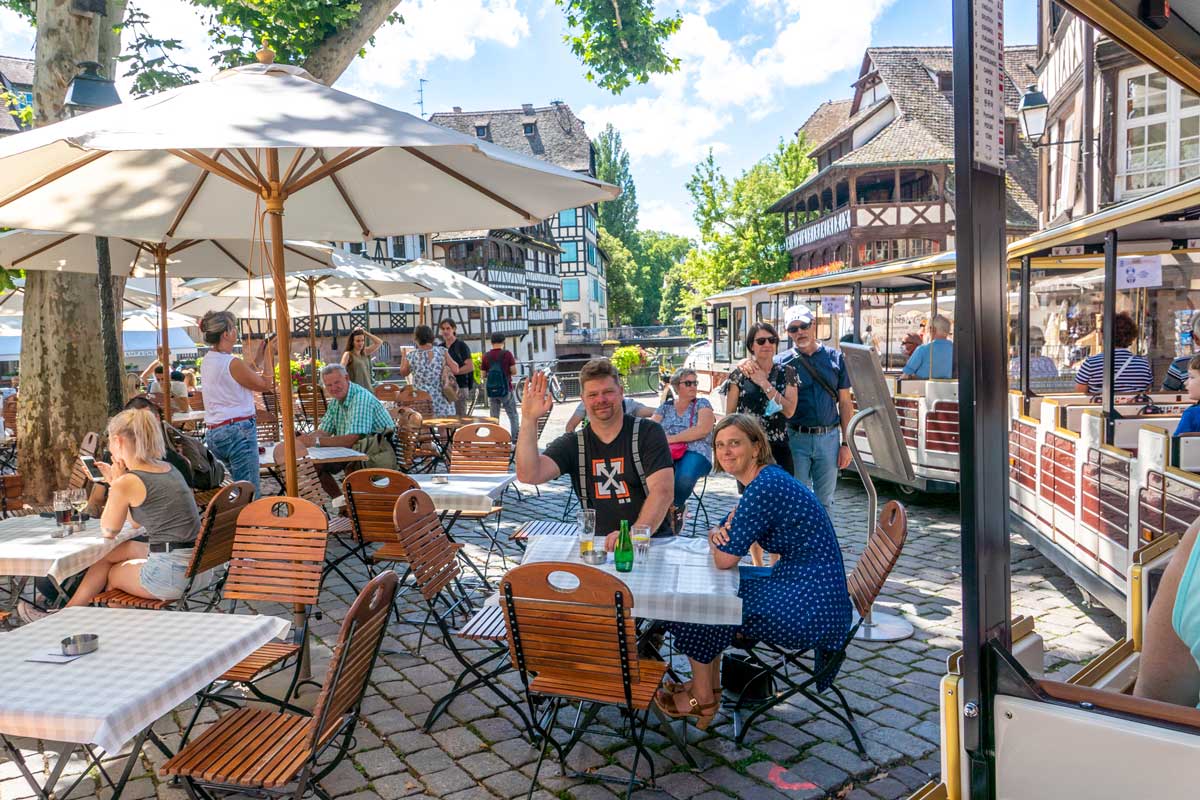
[0,277,160,317]
[0,62,617,240]
[121,307,198,332]
[0,319,196,359]
[382,260,521,307]
[181,258,428,303]
[171,290,355,320]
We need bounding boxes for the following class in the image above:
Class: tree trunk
[301,0,399,85]
[19,1,108,503]
[96,1,128,415]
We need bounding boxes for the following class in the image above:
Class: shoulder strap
[631,417,649,495]
[795,353,840,402]
[576,428,589,510]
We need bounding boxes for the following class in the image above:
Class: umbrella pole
[308,280,319,412]
[266,154,299,498]
[156,244,173,428]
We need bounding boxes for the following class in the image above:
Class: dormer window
[475,125,488,138]
[523,122,536,136]
[937,72,953,92]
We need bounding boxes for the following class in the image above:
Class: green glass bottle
[614,519,634,573]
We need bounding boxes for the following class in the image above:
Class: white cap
[783,305,814,326]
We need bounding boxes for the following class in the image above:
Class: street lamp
[1017,84,1048,145]
[64,61,125,414]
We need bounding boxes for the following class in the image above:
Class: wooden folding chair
[390,488,532,735]
[0,394,17,473]
[280,443,360,592]
[394,385,434,417]
[390,407,439,473]
[501,562,667,799]
[93,482,254,611]
[447,422,514,570]
[726,500,909,752]
[180,496,330,745]
[187,390,204,412]
[162,571,399,800]
[298,382,327,432]
[373,382,403,403]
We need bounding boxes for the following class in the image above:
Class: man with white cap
[774,304,854,513]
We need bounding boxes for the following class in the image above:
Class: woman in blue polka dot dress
[656,413,852,729]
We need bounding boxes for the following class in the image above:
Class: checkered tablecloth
[414,474,514,512]
[0,518,140,583]
[512,520,579,541]
[515,535,742,625]
[0,607,289,753]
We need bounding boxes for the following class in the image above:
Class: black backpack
[486,355,510,398]
[164,423,227,490]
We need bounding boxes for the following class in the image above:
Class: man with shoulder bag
[775,305,854,515]
[300,363,397,496]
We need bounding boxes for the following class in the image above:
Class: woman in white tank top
[199,312,275,496]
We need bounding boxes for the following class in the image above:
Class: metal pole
[308,280,320,403]
[931,275,938,319]
[1019,256,1032,400]
[953,0,1011,793]
[847,407,914,642]
[1082,24,1096,215]
[1102,229,1119,441]
[156,245,172,428]
[852,283,863,342]
[884,294,892,366]
[95,237,125,415]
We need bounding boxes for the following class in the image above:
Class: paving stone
[864,776,910,799]
[355,746,407,778]
[406,748,457,776]
[864,727,937,759]
[421,766,476,796]
[653,771,712,799]
[371,772,426,797]
[318,761,369,796]
[458,752,509,780]
[432,728,485,758]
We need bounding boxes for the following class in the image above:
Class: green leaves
[558,0,682,93]
[594,124,639,245]
[598,226,641,326]
[115,5,200,98]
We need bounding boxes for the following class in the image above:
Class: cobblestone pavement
[0,394,1125,800]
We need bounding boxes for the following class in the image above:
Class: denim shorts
[140,550,211,601]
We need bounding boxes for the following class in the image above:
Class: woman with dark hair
[655,414,851,730]
[723,321,798,474]
[1073,311,1153,394]
[398,324,456,417]
[653,366,715,530]
[341,326,383,390]
[199,311,274,496]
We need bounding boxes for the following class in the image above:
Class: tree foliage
[115,5,200,98]
[559,0,681,93]
[631,229,691,325]
[598,227,640,326]
[0,0,32,23]
[593,124,639,245]
[678,137,815,307]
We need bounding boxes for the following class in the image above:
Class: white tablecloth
[415,473,514,512]
[170,411,206,425]
[0,518,139,583]
[259,444,367,467]
[516,535,742,625]
[0,607,289,753]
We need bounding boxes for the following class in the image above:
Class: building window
[591,278,601,302]
[586,242,596,266]
[561,241,578,262]
[585,208,597,233]
[559,208,577,227]
[563,278,580,301]
[523,122,536,135]
[1004,120,1017,156]
[475,125,488,138]
[1117,67,1200,197]
[936,71,953,92]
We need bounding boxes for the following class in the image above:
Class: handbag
[352,431,398,470]
[437,348,459,403]
[669,401,697,460]
[721,651,776,703]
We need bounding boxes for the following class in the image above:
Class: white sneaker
[15,600,51,625]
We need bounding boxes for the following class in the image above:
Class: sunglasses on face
[754,336,779,346]
[787,322,812,333]
[678,380,698,387]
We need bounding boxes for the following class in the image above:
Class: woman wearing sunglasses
[652,367,716,532]
[724,322,798,476]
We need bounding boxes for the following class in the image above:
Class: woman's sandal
[659,680,721,699]
[654,690,719,731]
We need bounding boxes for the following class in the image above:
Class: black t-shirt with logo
[447,338,473,388]
[544,414,673,536]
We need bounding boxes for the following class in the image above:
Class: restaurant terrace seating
[394,385,434,417]
[162,571,399,800]
[447,422,512,568]
[373,382,403,403]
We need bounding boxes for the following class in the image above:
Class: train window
[714,304,730,363]
[732,307,748,360]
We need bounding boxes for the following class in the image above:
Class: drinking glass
[577,508,596,539]
[632,524,652,558]
[578,535,594,558]
[71,488,89,530]
[52,491,71,532]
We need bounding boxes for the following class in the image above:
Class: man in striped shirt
[1073,312,1154,395]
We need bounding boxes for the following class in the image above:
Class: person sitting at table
[399,325,456,418]
[1073,311,1153,395]
[652,367,715,533]
[655,413,851,730]
[901,314,954,380]
[516,358,674,542]
[564,395,653,432]
[300,363,396,496]
[16,408,212,623]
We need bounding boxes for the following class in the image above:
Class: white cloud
[336,0,529,96]
[641,197,698,240]
[0,7,35,58]
[582,0,891,167]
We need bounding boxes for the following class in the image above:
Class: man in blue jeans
[775,305,853,514]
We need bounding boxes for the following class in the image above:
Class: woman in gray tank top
[21,409,208,619]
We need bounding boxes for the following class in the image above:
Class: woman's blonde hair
[712,413,773,473]
[107,408,166,462]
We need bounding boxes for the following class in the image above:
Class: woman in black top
[724,322,798,474]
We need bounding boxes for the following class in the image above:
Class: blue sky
[0,0,1037,240]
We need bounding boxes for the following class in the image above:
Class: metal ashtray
[61,634,99,656]
[580,549,607,566]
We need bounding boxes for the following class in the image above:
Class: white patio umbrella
[121,307,198,331]
[171,289,357,320]
[382,259,522,312]
[0,53,617,493]
[0,276,160,317]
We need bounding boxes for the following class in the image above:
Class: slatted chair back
[449,422,511,474]
[187,481,255,578]
[298,382,327,426]
[342,469,417,546]
[283,442,334,510]
[223,496,329,607]
[0,474,27,517]
[500,563,641,688]
[395,386,434,417]
[391,407,438,471]
[67,432,103,492]
[392,488,459,600]
[188,390,204,412]
[308,571,398,749]
[255,408,280,445]
[374,383,403,403]
[2,394,16,439]
[847,500,908,618]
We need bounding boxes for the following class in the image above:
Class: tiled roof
[429,103,593,175]
[0,55,33,89]
[797,100,852,148]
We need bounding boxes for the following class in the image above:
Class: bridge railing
[556,325,688,345]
